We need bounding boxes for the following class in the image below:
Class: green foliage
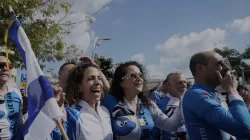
[242,45,250,59]
[64,45,84,63]
[94,54,114,80]
[46,68,58,85]
[0,0,84,69]
[214,47,250,77]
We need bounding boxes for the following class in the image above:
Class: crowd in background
[1,50,250,140]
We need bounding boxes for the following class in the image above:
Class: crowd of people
[0,50,250,140]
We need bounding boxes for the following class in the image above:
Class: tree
[94,54,114,80]
[63,45,84,63]
[214,47,250,77]
[0,0,86,69]
[46,68,58,85]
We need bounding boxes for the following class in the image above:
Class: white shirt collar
[77,100,101,112]
[167,93,180,106]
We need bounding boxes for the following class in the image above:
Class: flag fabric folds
[8,21,63,140]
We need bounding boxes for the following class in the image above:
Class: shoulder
[154,96,170,111]
[150,90,163,101]
[8,85,22,101]
[184,87,209,101]
[100,105,110,116]
[101,94,119,112]
[183,87,220,113]
[158,96,171,104]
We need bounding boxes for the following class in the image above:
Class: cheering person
[64,62,113,140]
[103,61,183,140]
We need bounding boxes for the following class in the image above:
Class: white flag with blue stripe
[8,21,64,140]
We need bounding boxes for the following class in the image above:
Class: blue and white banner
[8,21,63,140]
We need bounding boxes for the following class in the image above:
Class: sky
[17,0,250,87]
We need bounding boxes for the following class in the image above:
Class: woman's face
[121,65,144,94]
[80,67,103,104]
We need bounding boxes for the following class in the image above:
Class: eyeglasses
[0,63,13,70]
[122,72,143,80]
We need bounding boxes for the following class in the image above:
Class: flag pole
[8,5,69,139]
[55,120,69,140]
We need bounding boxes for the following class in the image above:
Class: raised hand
[52,85,65,107]
[216,71,238,95]
[52,85,67,121]
[79,56,95,65]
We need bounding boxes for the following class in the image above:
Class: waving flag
[8,21,64,140]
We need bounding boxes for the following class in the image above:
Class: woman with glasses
[102,61,183,140]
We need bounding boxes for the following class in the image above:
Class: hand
[216,71,238,94]
[52,85,67,121]
[52,85,65,107]
[79,56,95,65]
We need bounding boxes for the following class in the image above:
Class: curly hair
[111,61,153,108]
[64,62,99,106]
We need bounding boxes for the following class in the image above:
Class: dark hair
[20,89,25,92]
[59,62,76,72]
[64,62,99,106]
[237,85,248,92]
[189,53,209,76]
[111,61,153,108]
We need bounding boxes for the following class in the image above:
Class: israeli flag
[8,21,63,140]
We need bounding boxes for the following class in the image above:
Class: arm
[99,69,110,92]
[151,102,183,132]
[190,90,250,138]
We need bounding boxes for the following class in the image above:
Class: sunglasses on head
[122,72,143,80]
[0,63,13,70]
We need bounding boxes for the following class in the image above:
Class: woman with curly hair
[102,61,183,140]
[63,62,113,140]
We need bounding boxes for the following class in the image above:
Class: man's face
[202,53,229,87]
[59,64,76,87]
[168,74,187,98]
[0,56,12,84]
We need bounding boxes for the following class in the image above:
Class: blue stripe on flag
[8,21,26,66]
[23,75,54,136]
[8,20,63,140]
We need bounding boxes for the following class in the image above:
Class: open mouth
[90,89,101,94]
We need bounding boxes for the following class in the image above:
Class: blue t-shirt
[0,86,23,140]
[183,83,250,139]
[102,94,183,140]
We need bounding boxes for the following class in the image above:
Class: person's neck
[195,79,216,90]
[124,91,138,112]
[88,102,97,112]
[0,83,8,95]
[160,87,168,94]
[168,91,180,99]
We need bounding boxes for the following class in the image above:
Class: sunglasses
[0,63,13,70]
[122,72,143,80]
